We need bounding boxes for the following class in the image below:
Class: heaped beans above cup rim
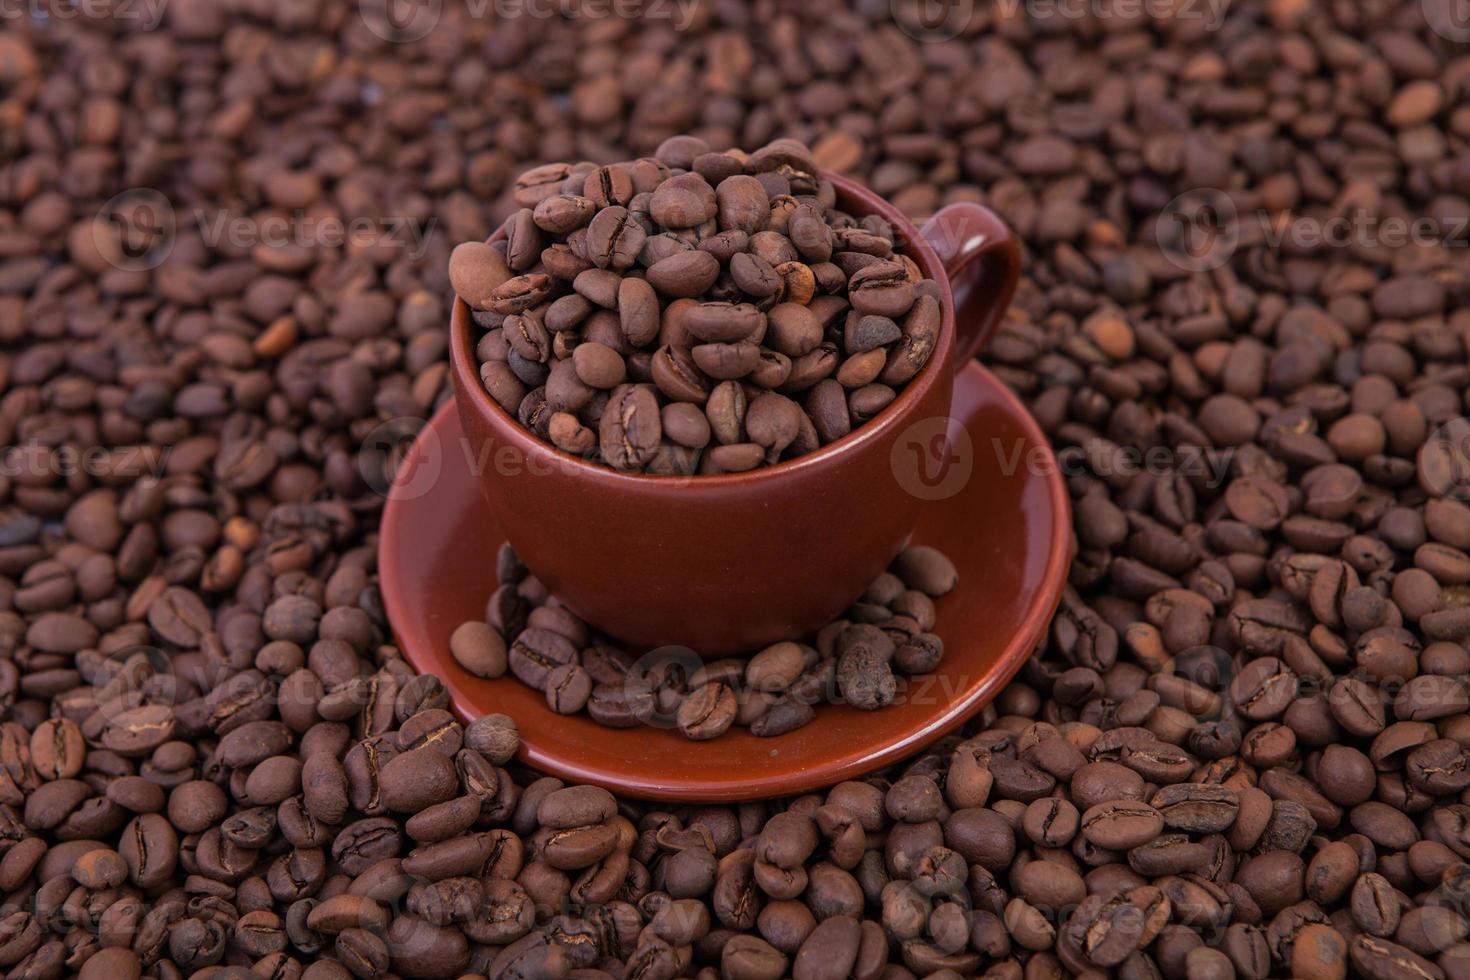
[450,138,948,478]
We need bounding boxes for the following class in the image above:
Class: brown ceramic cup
[449,172,1020,655]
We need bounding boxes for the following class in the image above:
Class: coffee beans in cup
[453,137,942,474]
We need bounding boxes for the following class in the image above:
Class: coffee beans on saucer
[457,543,957,739]
[452,138,942,475]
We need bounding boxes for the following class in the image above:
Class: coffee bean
[1230,656,1297,720]
[167,779,226,833]
[837,647,897,711]
[336,928,389,978]
[750,697,814,737]
[77,948,141,980]
[1351,872,1402,937]
[544,663,592,715]
[894,632,943,674]
[572,342,627,389]
[599,384,662,471]
[29,717,84,780]
[1223,924,1271,980]
[893,547,958,597]
[507,627,578,690]
[117,813,177,889]
[677,683,737,740]
[450,243,512,311]
[449,621,507,679]
[1081,801,1165,850]
[723,934,788,980]
[1150,784,1240,833]
[744,641,805,694]
[378,747,460,813]
[101,704,176,756]
[1065,887,1170,967]
[1350,936,1442,980]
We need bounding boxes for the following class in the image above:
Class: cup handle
[920,203,1021,367]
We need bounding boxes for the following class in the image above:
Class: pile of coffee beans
[452,139,942,474]
[6,1,1470,978]
[451,544,956,739]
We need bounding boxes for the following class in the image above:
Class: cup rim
[449,170,958,488]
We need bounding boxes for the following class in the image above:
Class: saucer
[379,361,1070,802]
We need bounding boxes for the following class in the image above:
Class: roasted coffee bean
[1127,834,1213,877]
[464,713,520,765]
[587,682,654,728]
[1022,798,1080,848]
[449,621,507,678]
[535,786,615,831]
[894,547,958,597]
[464,141,937,473]
[1081,801,1165,850]
[1150,784,1240,833]
[1351,872,1402,937]
[101,704,176,756]
[117,814,178,889]
[750,697,815,737]
[723,934,788,980]
[1349,936,1442,980]
[1065,887,1171,967]
[586,206,646,270]
[677,683,737,740]
[29,718,84,780]
[600,384,663,471]
[544,663,593,715]
[378,747,460,813]
[837,647,897,711]
[895,632,943,674]
[745,642,806,694]
[507,627,578,689]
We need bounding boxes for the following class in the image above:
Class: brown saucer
[379,361,1070,802]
